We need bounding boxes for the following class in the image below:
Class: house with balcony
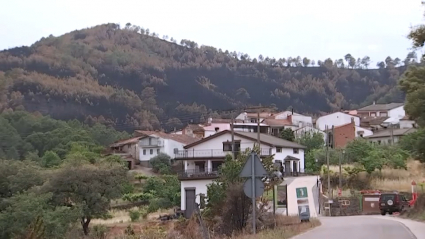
[134,131,200,167]
[175,130,306,218]
[356,102,405,124]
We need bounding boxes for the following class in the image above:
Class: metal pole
[326,125,331,199]
[257,111,261,150]
[339,149,342,192]
[231,113,235,159]
[251,152,256,234]
[390,123,394,145]
[272,185,276,215]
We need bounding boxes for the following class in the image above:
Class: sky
[1,0,424,65]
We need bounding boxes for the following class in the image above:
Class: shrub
[129,210,141,222]
[149,153,172,174]
[91,225,109,239]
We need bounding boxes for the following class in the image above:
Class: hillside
[0,23,412,131]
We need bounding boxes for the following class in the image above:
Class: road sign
[239,153,268,178]
[243,178,265,198]
[239,152,268,235]
[296,187,308,198]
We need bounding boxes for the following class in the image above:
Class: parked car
[379,192,410,215]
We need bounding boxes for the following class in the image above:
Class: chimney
[291,108,294,115]
[208,118,212,124]
[351,117,355,124]
[215,127,219,132]
[373,101,376,105]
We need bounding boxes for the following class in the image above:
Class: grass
[324,160,425,192]
[231,216,321,239]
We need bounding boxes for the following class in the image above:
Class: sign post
[240,152,268,234]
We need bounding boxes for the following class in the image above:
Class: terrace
[174,148,272,159]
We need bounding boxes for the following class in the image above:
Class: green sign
[296,187,308,198]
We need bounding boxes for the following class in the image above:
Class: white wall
[315,112,360,131]
[388,106,405,119]
[183,133,267,157]
[271,148,305,173]
[138,136,186,162]
[181,179,214,210]
[400,120,416,129]
[274,111,299,119]
[355,126,373,137]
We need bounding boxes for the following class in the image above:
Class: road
[293,216,416,239]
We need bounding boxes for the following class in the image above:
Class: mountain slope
[0,23,408,131]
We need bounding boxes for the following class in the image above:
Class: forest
[0,23,416,131]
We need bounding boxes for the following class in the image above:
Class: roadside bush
[149,153,172,174]
[129,210,141,222]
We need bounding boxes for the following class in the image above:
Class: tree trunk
[81,217,91,235]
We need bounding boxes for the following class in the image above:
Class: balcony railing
[178,168,220,180]
[174,148,272,159]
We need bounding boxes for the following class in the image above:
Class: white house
[357,102,405,119]
[365,128,417,145]
[273,111,313,128]
[134,131,200,167]
[315,112,360,131]
[175,130,306,218]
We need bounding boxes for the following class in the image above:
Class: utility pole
[326,125,331,199]
[257,111,261,149]
[231,113,235,159]
[339,149,342,192]
[390,123,394,145]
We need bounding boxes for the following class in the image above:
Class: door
[293,161,298,176]
[185,189,196,219]
[285,161,291,175]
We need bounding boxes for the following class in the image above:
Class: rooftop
[134,130,200,145]
[263,119,292,127]
[110,136,143,147]
[357,103,404,112]
[365,128,417,139]
[184,130,306,149]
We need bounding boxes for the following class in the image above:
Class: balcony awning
[284,156,300,161]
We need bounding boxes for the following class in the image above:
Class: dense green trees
[0,110,129,163]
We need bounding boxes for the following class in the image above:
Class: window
[276,147,282,153]
[250,118,257,123]
[143,149,146,155]
[377,140,381,145]
[150,149,153,155]
[293,148,299,154]
[387,139,391,144]
[223,143,232,152]
[157,149,160,154]
[148,137,152,145]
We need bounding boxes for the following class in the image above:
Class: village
[108,102,418,220]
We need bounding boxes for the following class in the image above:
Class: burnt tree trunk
[81,217,91,235]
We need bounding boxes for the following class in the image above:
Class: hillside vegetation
[0,23,415,131]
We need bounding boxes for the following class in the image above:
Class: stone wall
[329,196,362,216]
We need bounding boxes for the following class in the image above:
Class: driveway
[293,216,417,239]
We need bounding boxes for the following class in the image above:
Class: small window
[251,118,257,123]
[143,149,146,155]
[387,139,391,144]
[150,149,153,155]
[223,143,232,152]
[293,148,299,154]
[377,140,381,145]
[157,149,160,154]
[276,147,282,153]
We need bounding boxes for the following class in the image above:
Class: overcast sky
[1,0,424,64]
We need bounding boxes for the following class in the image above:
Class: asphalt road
[293,216,416,239]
